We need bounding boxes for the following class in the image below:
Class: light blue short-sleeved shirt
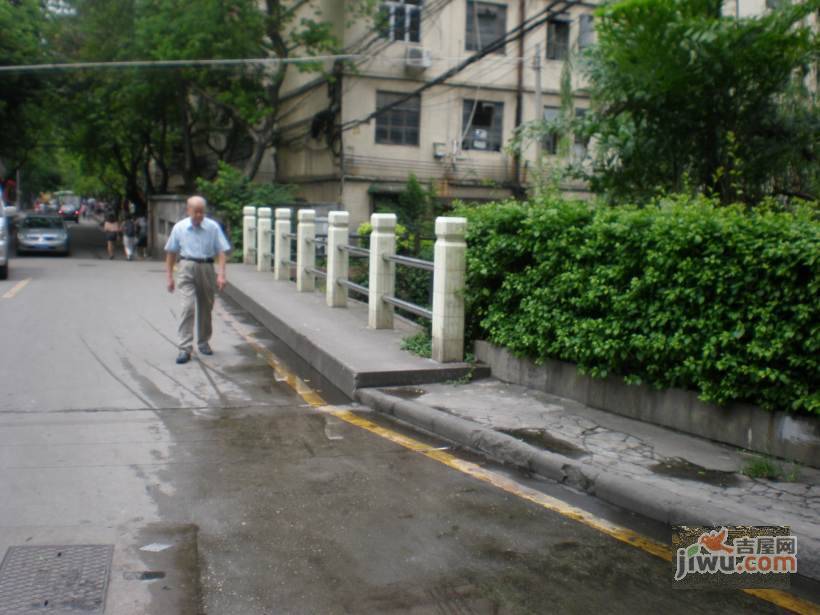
[165,216,230,259]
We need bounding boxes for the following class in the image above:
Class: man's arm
[216,252,227,291]
[165,252,177,293]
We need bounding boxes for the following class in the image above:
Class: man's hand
[216,273,226,292]
[165,252,177,293]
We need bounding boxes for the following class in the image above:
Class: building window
[578,14,594,49]
[378,0,422,42]
[547,18,570,60]
[466,1,507,54]
[375,91,421,146]
[543,107,559,155]
[573,108,589,160]
[462,100,504,151]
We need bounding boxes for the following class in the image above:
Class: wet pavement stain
[120,356,181,409]
[384,387,427,400]
[649,457,741,487]
[498,428,589,459]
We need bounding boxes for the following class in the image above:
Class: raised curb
[224,275,488,398]
[355,388,820,582]
[475,341,820,469]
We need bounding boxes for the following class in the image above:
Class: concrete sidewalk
[226,264,820,583]
[224,264,487,397]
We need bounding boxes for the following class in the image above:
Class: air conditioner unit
[405,47,433,71]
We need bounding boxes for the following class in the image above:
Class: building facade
[275,0,817,228]
[276,0,598,227]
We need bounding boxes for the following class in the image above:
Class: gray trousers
[176,260,216,351]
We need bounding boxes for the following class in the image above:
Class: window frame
[378,0,423,43]
[546,18,570,61]
[578,13,594,49]
[374,91,422,147]
[462,99,505,152]
[542,106,560,155]
[465,1,507,55]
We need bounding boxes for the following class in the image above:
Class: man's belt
[180,256,214,263]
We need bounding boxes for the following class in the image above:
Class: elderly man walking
[165,195,231,364]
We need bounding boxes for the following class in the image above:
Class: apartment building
[275,0,817,227]
[276,0,598,227]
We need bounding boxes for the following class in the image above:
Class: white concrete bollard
[243,206,256,265]
[432,217,467,363]
[326,211,350,307]
[368,213,396,329]
[274,208,291,281]
[256,208,272,272]
[296,209,316,292]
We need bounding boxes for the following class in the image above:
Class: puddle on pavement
[498,428,588,459]
[385,387,427,399]
[650,457,741,487]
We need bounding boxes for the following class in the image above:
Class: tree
[579,0,819,204]
[48,0,378,203]
[0,0,52,185]
[135,0,378,184]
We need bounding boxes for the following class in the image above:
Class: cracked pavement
[383,378,820,579]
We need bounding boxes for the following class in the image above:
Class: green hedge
[455,195,819,415]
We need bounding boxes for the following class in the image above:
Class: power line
[338,0,581,133]
[0,55,365,74]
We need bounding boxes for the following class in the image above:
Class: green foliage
[455,194,820,415]
[9,0,378,205]
[196,161,292,249]
[742,455,800,481]
[401,331,432,358]
[580,0,819,204]
[0,0,52,171]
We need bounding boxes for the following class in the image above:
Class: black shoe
[176,350,191,364]
[198,343,213,355]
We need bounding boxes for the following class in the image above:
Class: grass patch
[741,455,800,481]
[401,331,431,358]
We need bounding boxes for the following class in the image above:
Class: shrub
[196,161,293,253]
[455,194,819,414]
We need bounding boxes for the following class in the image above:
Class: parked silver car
[16,215,71,256]
[0,215,8,279]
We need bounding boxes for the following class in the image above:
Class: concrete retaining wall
[474,341,820,469]
[148,195,187,258]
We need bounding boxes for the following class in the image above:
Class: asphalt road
[0,219,790,614]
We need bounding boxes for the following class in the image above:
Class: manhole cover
[0,545,113,614]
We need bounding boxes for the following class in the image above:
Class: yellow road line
[2,278,31,299]
[218,305,819,615]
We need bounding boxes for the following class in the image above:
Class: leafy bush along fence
[456,195,819,415]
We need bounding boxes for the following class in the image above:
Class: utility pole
[533,44,544,189]
[513,0,526,194]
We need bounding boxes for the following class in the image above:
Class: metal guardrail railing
[244,207,466,362]
[306,267,327,279]
[386,254,435,272]
[382,295,432,320]
[339,244,370,258]
[338,278,368,298]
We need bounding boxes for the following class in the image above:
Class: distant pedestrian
[136,214,148,259]
[122,215,138,261]
[164,195,230,365]
[103,214,119,260]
